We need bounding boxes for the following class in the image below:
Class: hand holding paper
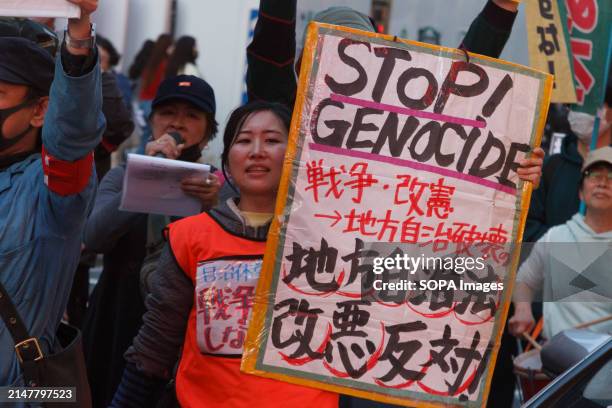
[66,0,97,18]
[120,154,211,217]
[65,0,97,56]
[181,173,221,211]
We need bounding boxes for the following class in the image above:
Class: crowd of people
[0,0,610,407]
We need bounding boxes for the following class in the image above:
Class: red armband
[41,147,94,196]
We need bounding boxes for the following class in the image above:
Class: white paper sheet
[0,0,80,18]
[120,154,210,217]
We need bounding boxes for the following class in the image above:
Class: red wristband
[42,146,94,196]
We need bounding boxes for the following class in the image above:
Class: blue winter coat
[0,52,105,386]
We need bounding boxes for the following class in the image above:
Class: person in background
[137,33,173,152]
[510,146,612,339]
[0,17,58,55]
[525,83,612,243]
[97,35,133,111]
[94,35,135,181]
[82,75,219,408]
[165,35,201,78]
[110,101,339,408]
[67,34,136,329]
[0,0,104,386]
[129,39,155,83]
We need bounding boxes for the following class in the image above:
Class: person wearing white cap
[510,146,612,339]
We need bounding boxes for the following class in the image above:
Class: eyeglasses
[584,170,612,183]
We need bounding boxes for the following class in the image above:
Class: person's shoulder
[169,212,215,237]
[540,222,571,243]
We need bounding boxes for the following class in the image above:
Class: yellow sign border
[243,22,553,408]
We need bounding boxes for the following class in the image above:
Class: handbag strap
[0,281,44,363]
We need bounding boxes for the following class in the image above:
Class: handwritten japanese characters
[559,0,612,114]
[196,258,262,355]
[526,0,577,102]
[243,24,552,407]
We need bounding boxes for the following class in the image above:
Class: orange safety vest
[168,212,338,408]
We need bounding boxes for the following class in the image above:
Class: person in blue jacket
[0,0,105,386]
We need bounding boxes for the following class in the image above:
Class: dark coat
[82,166,147,408]
[524,133,583,243]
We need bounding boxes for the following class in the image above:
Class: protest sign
[526,0,577,103]
[242,23,552,407]
[0,0,80,18]
[559,0,612,114]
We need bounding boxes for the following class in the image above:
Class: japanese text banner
[526,0,577,103]
[243,23,552,407]
[559,0,612,114]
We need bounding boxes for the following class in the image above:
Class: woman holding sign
[110,95,545,407]
[110,101,339,408]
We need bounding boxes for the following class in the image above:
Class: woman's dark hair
[221,101,292,193]
[140,34,173,89]
[96,35,120,67]
[165,36,197,78]
[128,39,154,80]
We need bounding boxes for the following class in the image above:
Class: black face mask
[176,143,202,162]
[0,99,35,151]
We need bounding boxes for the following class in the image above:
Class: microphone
[154,132,184,158]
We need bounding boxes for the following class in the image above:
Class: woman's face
[228,110,288,199]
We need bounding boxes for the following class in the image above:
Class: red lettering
[566,0,598,34]
[570,38,594,104]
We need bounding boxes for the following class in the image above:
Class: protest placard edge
[313,22,553,77]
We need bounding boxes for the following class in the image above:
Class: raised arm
[246,0,297,107]
[39,0,106,235]
[460,0,519,58]
[95,72,135,164]
[83,166,145,253]
[42,0,105,161]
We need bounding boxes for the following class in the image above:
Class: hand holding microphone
[144,131,219,210]
[145,132,185,159]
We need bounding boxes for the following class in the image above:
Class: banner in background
[243,23,552,407]
[526,0,577,103]
[559,0,612,113]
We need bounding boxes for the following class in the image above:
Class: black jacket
[524,133,583,242]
